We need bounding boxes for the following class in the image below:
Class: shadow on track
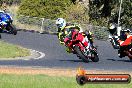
[107,59,132,62]
[59,59,92,63]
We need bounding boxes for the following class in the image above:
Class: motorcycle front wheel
[0,34,1,39]
[74,46,89,62]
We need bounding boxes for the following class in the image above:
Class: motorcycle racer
[118,29,132,58]
[108,23,117,39]
[56,18,82,44]
[0,10,17,35]
[0,10,7,29]
[55,18,94,53]
[0,10,12,29]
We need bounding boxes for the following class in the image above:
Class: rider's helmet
[0,10,4,13]
[109,23,116,30]
[108,22,117,35]
[0,10,4,15]
[56,18,66,30]
[0,10,4,20]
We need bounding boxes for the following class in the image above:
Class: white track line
[29,49,45,59]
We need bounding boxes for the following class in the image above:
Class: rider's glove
[60,41,64,45]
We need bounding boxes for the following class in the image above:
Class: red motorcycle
[64,30,99,62]
[118,44,132,60]
[118,32,132,60]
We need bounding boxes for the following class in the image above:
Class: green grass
[0,41,30,59]
[0,74,131,88]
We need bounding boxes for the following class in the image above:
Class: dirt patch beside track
[0,66,132,77]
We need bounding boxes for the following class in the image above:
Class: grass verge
[0,41,30,59]
[0,74,131,88]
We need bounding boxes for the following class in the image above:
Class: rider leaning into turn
[55,18,94,53]
[0,10,7,27]
[108,22,118,39]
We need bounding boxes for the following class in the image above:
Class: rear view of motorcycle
[117,29,132,60]
[0,11,17,35]
[108,23,120,49]
[64,30,99,62]
[109,36,120,49]
[108,26,132,60]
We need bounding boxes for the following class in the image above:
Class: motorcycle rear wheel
[91,54,99,62]
[6,24,17,35]
[74,46,89,62]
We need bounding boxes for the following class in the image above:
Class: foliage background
[0,0,132,27]
[89,0,132,28]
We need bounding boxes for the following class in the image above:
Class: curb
[30,49,45,60]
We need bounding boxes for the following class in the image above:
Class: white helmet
[0,10,4,13]
[56,18,66,29]
[109,23,116,29]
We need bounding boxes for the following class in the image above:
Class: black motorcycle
[109,36,120,49]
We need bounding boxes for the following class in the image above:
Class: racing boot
[66,47,72,53]
[85,45,91,57]
[118,50,126,58]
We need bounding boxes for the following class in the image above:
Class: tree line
[89,0,132,27]
[0,0,21,5]
[0,0,132,27]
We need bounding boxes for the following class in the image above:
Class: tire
[12,29,17,35]
[76,75,86,85]
[128,57,132,60]
[126,52,132,60]
[112,41,119,49]
[118,50,126,58]
[91,54,99,62]
[0,29,3,33]
[74,46,89,62]
[0,34,1,39]
[7,24,17,35]
[113,45,119,49]
[111,38,119,49]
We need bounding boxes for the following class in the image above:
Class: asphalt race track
[0,31,132,71]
